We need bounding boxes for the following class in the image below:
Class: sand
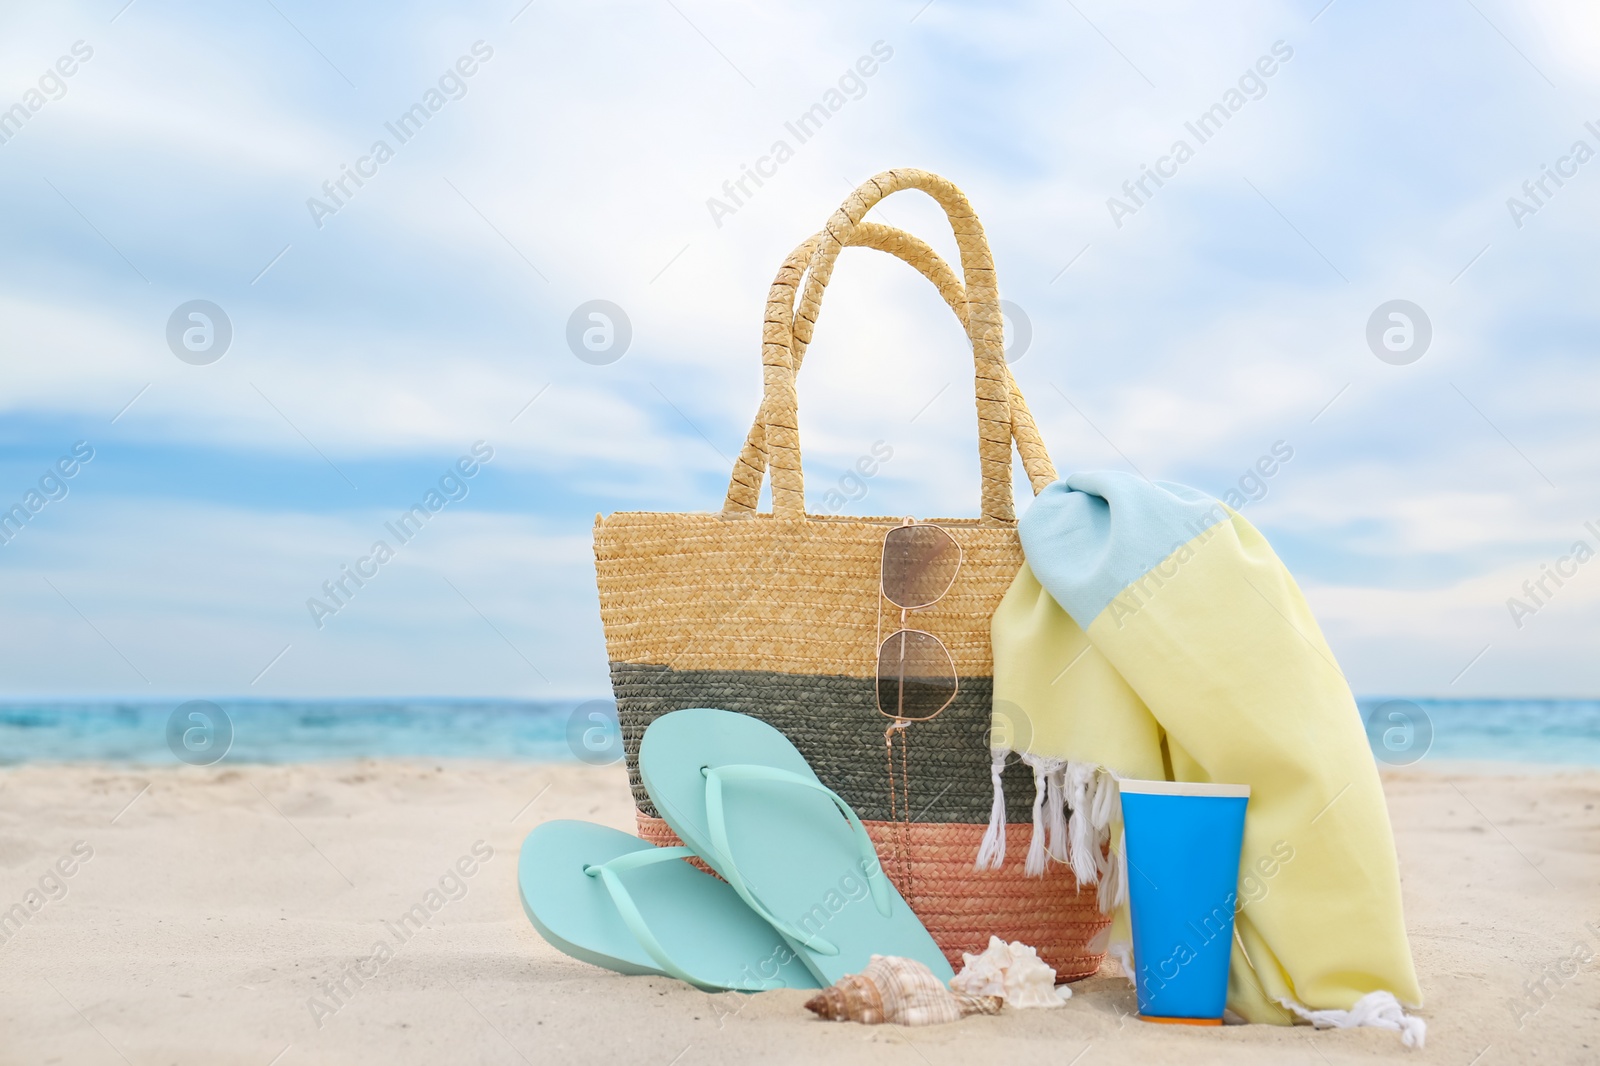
[0,759,1594,1065]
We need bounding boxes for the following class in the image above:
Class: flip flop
[637,707,953,986]
[518,819,821,992]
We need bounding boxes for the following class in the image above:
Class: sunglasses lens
[876,629,957,720]
[881,524,959,610]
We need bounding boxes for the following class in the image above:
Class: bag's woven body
[593,170,1110,979]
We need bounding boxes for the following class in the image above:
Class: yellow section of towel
[992,508,1423,1028]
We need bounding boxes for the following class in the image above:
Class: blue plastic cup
[1118,779,1250,1025]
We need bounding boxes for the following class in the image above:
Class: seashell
[950,938,1008,997]
[804,955,1002,1026]
[950,936,1068,1008]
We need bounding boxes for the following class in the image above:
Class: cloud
[0,0,1596,696]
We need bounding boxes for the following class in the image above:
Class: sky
[0,0,1597,700]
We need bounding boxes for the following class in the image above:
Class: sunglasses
[875,520,962,723]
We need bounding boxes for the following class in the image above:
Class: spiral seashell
[804,956,1002,1026]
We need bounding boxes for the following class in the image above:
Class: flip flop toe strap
[700,763,895,957]
[585,846,781,991]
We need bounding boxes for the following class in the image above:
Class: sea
[0,697,1597,767]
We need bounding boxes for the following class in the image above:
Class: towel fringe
[1020,754,1060,876]
[985,755,1122,889]
[1108,940,1136,988]
[1045,764,1069,863]
[1089,769,1118,831]
[1097,826,1126,913]
[970,751,1122,903]
[974,749,1009,871]
[1280,991,1427,1048]
[1063,762,1100,884]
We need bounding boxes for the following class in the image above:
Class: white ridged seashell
[950,936,1067,1008]
[949,944,1007,997]
[804,955,1002,1026]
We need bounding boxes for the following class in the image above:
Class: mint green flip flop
[518,820,820,992]
[637,708,953,986]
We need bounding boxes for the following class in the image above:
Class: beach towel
[985,471,1425,1041]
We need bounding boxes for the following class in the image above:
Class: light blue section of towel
[1017,472,1231,626]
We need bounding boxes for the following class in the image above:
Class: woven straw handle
[721,222,1056,514]
[734,169,1053,524]
[793,224,1055,492]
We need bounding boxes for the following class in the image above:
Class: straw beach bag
[594,169,1111,978]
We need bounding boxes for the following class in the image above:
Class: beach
[0,760,1594,1065]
